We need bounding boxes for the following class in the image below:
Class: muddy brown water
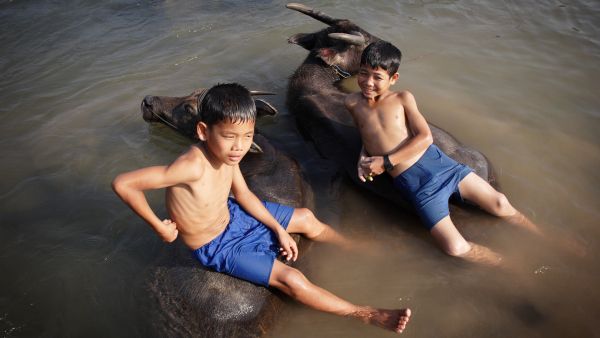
[1,1,598,337]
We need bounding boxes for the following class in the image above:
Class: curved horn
[328,32,366,46]
[250,90,276,96]
[249,141,263,153]
[286,3,340,26]
[255,99,279,118]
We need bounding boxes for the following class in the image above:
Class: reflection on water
[1,0,599,337]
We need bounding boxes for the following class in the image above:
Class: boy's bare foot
[352,307,412,333]
[505,212,587,258]
[461,243,503,267]
[505,211,543,236]
[552,235,587,258]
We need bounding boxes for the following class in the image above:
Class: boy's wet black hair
[198,83,256,126]
[360,40,402,76]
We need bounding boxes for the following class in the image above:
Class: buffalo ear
[316,47,337,66]
[288,33,317,50]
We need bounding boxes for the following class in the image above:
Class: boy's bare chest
[190,169,233,202]
[357,105,408,138]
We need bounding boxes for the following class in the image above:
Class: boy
[345,41,541,265]
[112,83,411,333]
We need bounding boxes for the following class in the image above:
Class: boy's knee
[111,175,127,195]
[279,268,309,295]
[296,208,320,231]
[297,208,316,223]
[493,193,513,216]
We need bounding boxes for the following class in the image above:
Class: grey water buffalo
[285,3,497,212]
[140,88,312,337]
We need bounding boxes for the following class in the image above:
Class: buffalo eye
[184,104,197,114]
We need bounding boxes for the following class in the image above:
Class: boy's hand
[277,230,298,261]
[357,163,369,182]
[160,219,178,243]
[358,153,374,182]
[360,156,385,179]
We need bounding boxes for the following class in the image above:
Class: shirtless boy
[345,41,541,265]
[112,83,410,333]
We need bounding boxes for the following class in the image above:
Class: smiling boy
[345,41,541,264]
[113,83,411,333]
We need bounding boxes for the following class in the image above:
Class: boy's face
[357,65,398,100]
[197,119,255,166]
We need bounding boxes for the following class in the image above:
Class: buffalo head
[286,3,381,76]
[141,88,278,140]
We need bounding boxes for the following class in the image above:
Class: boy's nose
[232,138,243,150]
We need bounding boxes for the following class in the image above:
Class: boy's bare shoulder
[168,145,207,181]
[393,90,416,103]
[344,92,363,109]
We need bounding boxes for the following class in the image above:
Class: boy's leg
[430,215,503,266]
[458,173,586,256]
[286,208,354,249]
[269,260,411,333]
[457,173,541,235]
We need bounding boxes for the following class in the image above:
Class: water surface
[1,0,599,337]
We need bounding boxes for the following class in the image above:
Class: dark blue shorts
[192,198,294,287]
[393,144,472,230]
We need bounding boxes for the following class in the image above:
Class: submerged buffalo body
[140,88,312,337]
[285,3,497,210]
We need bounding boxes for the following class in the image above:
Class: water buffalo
[285,3,497,212]
[140,88,313,337]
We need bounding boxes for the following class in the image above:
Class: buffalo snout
[141,95,158,122]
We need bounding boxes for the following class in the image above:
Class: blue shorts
[192,198,294,287]
[393,144,472,230]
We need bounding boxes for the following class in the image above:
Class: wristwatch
[383,154,394,171]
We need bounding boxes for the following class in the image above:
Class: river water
[1,0,598,337]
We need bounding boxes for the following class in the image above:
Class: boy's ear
[196,122,208,141]
[390,72,399,84]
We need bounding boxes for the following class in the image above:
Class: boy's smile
[357,65,398,100]
[199,120,255,166]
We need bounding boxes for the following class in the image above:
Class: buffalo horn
[328,32,366,46]
[249,141,263,153]
[286,3,339,26]
[250,90,276,96]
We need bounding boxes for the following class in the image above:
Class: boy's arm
[361,91,433,175]
[230,165,298,261]
[345,94,370,182]
[112,156,201,242]
[387,91,433,167]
